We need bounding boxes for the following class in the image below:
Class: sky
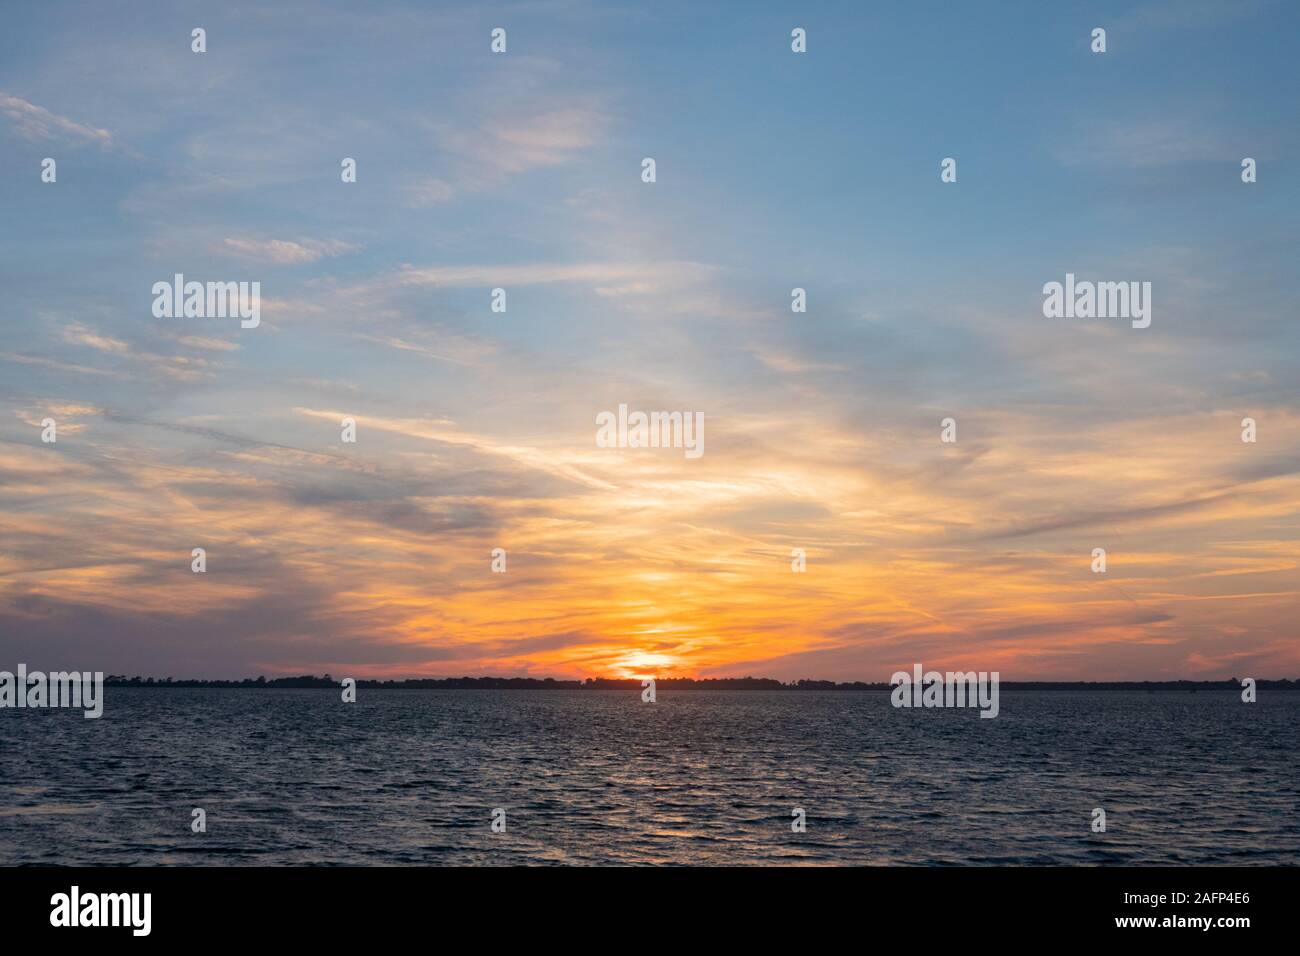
[1,0,1298,681]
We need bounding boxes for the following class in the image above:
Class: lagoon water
[1,689,1296,865]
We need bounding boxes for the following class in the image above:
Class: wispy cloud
[427,102,608,194]
[0,91,112,146]
[1050,118,1234,169]
[221,237,357,264]
[393,260,714,289]
[60,322,129,355]
[405,178,455,207]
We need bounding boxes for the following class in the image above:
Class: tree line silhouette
[100,675,1298,690]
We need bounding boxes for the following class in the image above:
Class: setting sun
[611,651,683,679]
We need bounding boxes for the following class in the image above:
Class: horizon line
[90,673,1300,688]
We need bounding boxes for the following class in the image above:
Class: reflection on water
[1,689,1296,865]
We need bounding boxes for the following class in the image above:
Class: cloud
[60,322,129,355]
[0,352,119,378]
[1051,119,1233,169]
[13,402,101,434]
[747,347,849,375]
[406,177,455,207]
[353,332,498,368]
[393,259,714,289]
[168,334,241,353]
[51,321,223,383]
[0,91,112,146]
[481,106,603,173]
[221,237,357,264]
[293,407,617,491]
[430,103,607,191]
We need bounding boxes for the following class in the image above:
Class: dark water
[1,689,1296,865]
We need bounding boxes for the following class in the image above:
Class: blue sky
[1,1,1298,680]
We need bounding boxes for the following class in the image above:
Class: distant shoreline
[100,676,1299,691]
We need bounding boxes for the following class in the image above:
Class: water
[1,689,1296,865]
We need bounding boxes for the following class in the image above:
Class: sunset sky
[2,1,1297,681]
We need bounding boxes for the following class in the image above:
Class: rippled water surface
[1,689,1296,865]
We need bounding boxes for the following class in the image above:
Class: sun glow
[611,651,681,679]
